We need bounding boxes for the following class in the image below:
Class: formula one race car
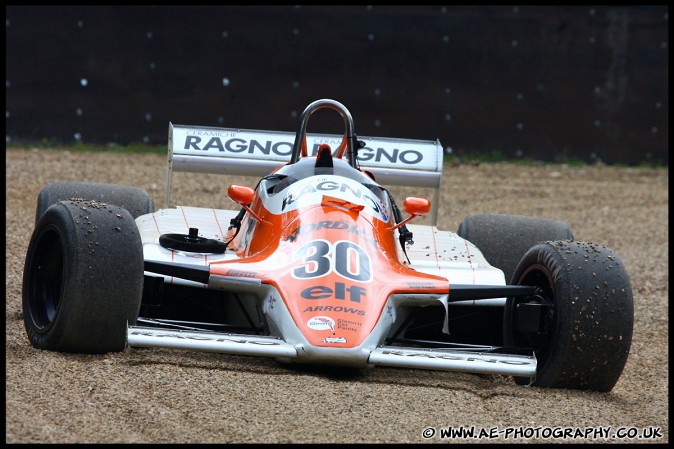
[23,99,634,392]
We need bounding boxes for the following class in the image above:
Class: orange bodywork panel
[210,197,447,349]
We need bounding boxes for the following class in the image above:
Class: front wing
[127,325,536,378]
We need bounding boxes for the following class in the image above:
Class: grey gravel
[5,148,669,443]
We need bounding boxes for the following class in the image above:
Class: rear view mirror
[228,185,255,205]
[227,185,268,224]
[403,197,431,217]
[388,196,431,231]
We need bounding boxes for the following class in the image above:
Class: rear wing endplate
[167,123,444,224]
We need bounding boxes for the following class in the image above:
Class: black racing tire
[503,240,634,392]
[457,213,573,283]
[22,199,144,353]
[35,181,154,224]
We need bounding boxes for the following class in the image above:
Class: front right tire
[457,213,573,283]
[504,240,634,391]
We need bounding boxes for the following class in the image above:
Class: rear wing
[166,123,444,224]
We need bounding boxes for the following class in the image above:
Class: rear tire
[35,181,154,224]
[457,213,573,282]
[503,240,634,391]
[22,199,144,353]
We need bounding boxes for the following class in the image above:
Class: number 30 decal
[292,239,372,282]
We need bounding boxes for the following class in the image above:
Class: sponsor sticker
[307,316,335,331]
[322,337,347,344]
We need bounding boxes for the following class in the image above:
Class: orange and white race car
[23,99,634,391]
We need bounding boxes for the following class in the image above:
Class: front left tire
[23,199,144,353]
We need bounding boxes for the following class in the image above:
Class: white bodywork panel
[137,206,238,287]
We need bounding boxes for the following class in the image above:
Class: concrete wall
[5,5,669,164]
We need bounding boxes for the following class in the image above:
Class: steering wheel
[289,99,359,167]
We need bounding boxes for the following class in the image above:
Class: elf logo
[301,282,366,303]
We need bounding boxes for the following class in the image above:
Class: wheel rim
[511,264,557,362]
[27,226,64,330]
